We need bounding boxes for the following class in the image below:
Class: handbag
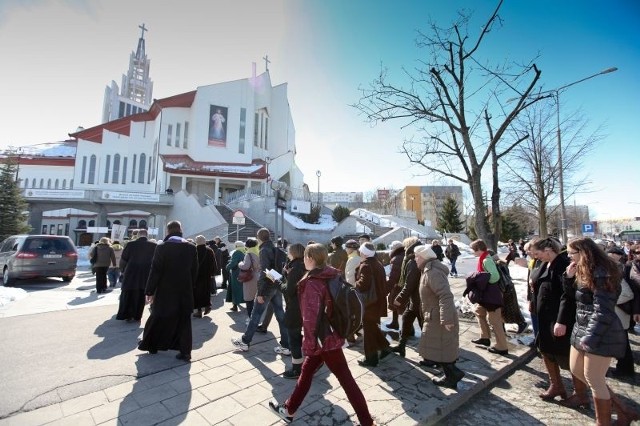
[359,275,378,307]
[238,267,253,283]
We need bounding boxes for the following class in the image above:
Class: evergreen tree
[332,205,351,222]
[436,197,464,233]
[0,157,30,240]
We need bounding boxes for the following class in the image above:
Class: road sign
[582,223,595,236]
[232,210,245,225]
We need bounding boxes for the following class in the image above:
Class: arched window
[88,155,96,184]
[106,220,111,228]
[88,220,96,227]
[22,179,27,188]
[78,220,87,229]
[40,178,44,188]
[55,179,59,189]
[129,219,138,228]
[62,179,66,189]
[138,154,146,183]
[104,155,111,183]
[113,220,121,225]
[31,178,36,188]
[112,154,120,183]
[139,220,147,229]
[47,179,52,189]
[70,179,74,189]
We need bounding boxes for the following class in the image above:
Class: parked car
[0,235,78,286]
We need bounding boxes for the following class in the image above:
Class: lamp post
[410,195,415,212]
[316,170,321,206]
[549,67,618,244]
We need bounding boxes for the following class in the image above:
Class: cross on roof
[263,55,271,72]
[139,23,148,39]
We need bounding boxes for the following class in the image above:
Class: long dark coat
[194,245,215,310]
[355,256,388,319]
[116,237,156,321]
[534,252,574,357]
[386,246,405,312]
[282,257,305,328]
[138,236,198,355]
[394,242,422,317]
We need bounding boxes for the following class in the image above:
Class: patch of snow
[0,287,28,306]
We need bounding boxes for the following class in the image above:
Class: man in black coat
[116,228,157,322]
[138,221,198,361]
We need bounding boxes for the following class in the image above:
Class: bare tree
[353,1,544,249]
[501,100,602,237]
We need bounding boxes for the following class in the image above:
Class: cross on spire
[139,23,148,40]
[263,55,271,72]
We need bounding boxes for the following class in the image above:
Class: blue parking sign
[582,223,594,233]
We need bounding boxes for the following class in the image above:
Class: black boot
[283,363,301,379]
[432,363,465,390]
[390,339,407,358]
[385,311,400,330]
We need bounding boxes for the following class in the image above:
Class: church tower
[101,24,154,123]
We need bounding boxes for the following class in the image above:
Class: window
[70,179,74,189]
[112,154,120,183]
[40,178,44,188]
[81,156,87,183]
[167,124,173,146]
[88,155,96,184]
[239,108,246,154]
[129,219,137,228]
[88,220,95,227]
[104,155,111,183]
[49,224,55,234]
[55,179,59,189]
[64,223,69,235]
[126,103,131,116]
[47,179,52,189]
[113,220,121,225]
[254,113,259,146]
[122,157,128,184]
[132,154,137,182]
[175,123,181,147]
[31,178,36,188]
[62,179,66,189]
[138,154,146,183]
[147,159,152,184]
[118,102,125,118]
[57,224,63,236]
[183,121,189,148]
[42,225,48,234]
[78,220,86,229]
[139,220,147,229]
[264,117,269,149]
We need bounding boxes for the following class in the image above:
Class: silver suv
[0,235,78,286]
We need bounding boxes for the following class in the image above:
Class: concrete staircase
[214,204,265,243]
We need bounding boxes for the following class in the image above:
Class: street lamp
[316,170,321,206]
[410,195,415,211]
[548,66,617,243]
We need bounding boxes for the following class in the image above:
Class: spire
[136,23,148,59]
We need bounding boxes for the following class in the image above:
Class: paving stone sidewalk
[0,277,535,426]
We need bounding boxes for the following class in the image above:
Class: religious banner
[111,224,128,243]
[208,105,228,147]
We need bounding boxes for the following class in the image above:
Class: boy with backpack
[269,243,374,426]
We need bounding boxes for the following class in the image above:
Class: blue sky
[0,0,638,220]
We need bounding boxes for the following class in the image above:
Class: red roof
[69,90,197,143]
[161,155,268,179]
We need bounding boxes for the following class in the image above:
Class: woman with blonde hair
[564,237,637,425]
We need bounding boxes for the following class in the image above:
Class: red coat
[298,266,345,356]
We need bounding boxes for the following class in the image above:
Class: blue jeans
[450,258,458,275]
[107,267,120,287]
[242,285,288,347]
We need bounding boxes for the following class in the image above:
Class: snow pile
[0,287,28,306]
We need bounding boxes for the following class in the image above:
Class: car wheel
[62,276,73,282]
[3,267,15,286]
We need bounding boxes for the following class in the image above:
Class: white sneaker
[231,337,249,352]
[274,345,291,356]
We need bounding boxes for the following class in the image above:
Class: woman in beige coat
[415,245,465,390]
[239,238,260,322]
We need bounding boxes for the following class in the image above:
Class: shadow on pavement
[87,316,142,360]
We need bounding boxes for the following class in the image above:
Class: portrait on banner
[208,105,228,146]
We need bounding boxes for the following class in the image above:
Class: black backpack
[318,274,364,339]
[495,262,514,293]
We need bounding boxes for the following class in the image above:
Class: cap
[414,245,437,261]
[389,240,402,251]
[345,239,359,249]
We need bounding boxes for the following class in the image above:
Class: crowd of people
[90,224,640,425]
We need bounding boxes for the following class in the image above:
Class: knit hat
[195,235,207,246]
[234,241,245,248]
[389,240,402,251]
[359,242,376,258]
[414,245,437,261]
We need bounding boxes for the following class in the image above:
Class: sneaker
[268,400,293,423]
[231,337,249,352]
[274,346,291,356]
